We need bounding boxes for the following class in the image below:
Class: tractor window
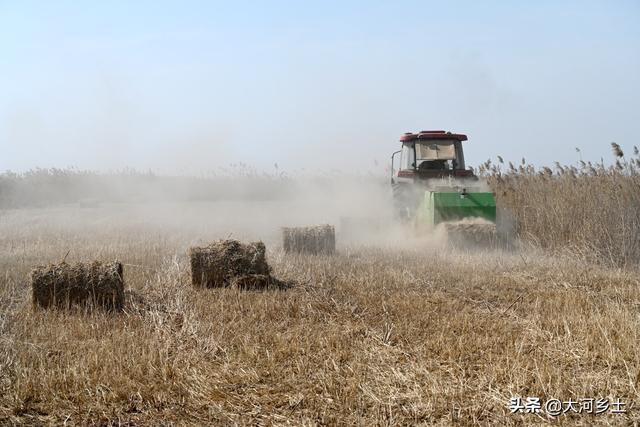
[400,143,415,170]
[415,140,463,170]
[416,141,456,160]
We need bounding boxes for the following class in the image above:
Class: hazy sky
[1,1,638,174]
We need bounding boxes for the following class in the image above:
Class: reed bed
[480,143,640,267]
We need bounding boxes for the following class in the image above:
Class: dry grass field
[1,154,640,425]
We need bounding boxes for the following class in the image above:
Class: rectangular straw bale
[282,224,336,255]
[31,261,124,311]
[189,240,270,288]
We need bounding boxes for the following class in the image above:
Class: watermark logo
[508,397,626,416]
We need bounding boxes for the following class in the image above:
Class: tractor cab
[389,130,499,244]
[391,130,474,182]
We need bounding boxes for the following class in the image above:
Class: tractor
[390,130,498,245]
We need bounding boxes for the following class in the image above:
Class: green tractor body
[416,191,496,228]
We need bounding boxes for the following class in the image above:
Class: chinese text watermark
[508,397,627,417]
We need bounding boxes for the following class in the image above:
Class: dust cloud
[0,167,515,255]
[0,172,403,249]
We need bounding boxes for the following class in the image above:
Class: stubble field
[1,197,639,425]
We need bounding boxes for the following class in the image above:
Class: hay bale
[282,225,336,255]
[444,222,498,248]
[31,261,124,311]
[189,240,270,288]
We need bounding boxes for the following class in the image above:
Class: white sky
[1,1,639,174]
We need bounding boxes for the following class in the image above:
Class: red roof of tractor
[400,130,468,142]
